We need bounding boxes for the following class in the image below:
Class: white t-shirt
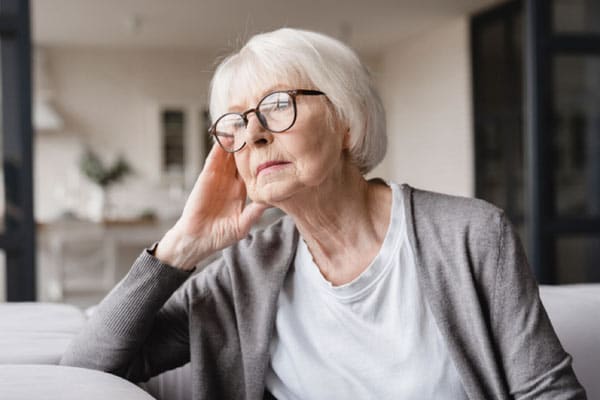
[265,183,468,400]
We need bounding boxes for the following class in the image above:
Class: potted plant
[79,149,132,221]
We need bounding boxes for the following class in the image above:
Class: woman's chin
[249,182,301,206]
[250,192,291,207]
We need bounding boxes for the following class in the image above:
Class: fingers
[185,144,239,206]
[203,143,237,176]
[202,143,225,172]
[237,202,270,238]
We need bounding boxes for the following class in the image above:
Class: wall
[34,22,475,223]
[34,47,216,221]
[373,17,474,197]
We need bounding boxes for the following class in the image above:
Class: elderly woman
[61,28,585,399]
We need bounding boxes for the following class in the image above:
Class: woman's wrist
[153,228,210,271]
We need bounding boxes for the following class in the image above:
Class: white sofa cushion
[0,303,85,364]
[0,364,155,399]
[539,284,600,399]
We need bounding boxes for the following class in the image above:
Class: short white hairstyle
[209,28,387,174]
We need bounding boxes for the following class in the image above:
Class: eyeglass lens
[214,91,296,152]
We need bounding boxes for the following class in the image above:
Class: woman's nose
[245,113,273,148]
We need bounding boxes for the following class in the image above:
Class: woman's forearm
[59,250,192,381]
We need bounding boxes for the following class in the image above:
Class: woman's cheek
[233,156,251,182]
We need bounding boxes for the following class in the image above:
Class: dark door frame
[0,0,36,300]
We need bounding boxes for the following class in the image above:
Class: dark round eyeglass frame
[209,89,326,153]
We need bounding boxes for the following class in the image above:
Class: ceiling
[32,0,500,54]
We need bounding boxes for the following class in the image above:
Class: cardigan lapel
[223,216,299,400]
[400,184,509,400]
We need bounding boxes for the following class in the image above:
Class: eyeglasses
[209,89,326,153]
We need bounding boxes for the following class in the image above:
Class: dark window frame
[0,0,35,300]
[471,0,524,224]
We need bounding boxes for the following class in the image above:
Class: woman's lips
[256,161,291,176]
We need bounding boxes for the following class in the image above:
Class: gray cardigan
[61,184,586,399]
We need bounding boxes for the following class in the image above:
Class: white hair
[209,28,387,174]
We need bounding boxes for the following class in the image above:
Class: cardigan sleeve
[60,249,195,383]
[491,213,587,399]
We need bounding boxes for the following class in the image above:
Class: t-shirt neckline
[296,182,404,302]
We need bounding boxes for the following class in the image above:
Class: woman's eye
[276,99,290,110]
[233,120,245,129]
[261,95,291,112]
[266,100,289,112]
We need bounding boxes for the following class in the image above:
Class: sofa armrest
[0,364,155,399]
[141,363,192,400]
[539,284,600,399]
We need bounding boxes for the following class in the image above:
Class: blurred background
[0,0,598,307]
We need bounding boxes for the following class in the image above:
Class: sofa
[0,284,598,399]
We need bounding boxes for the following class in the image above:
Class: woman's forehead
[225,77,306,112]
[219,55,307,106]
[226,84,286,110]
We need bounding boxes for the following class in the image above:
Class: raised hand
[154,144,269,270]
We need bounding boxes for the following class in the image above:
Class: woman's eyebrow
[226,85,290,112]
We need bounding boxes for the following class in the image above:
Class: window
[162,109,186,173]
[157,104,210,193]
[472,0,600,284]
